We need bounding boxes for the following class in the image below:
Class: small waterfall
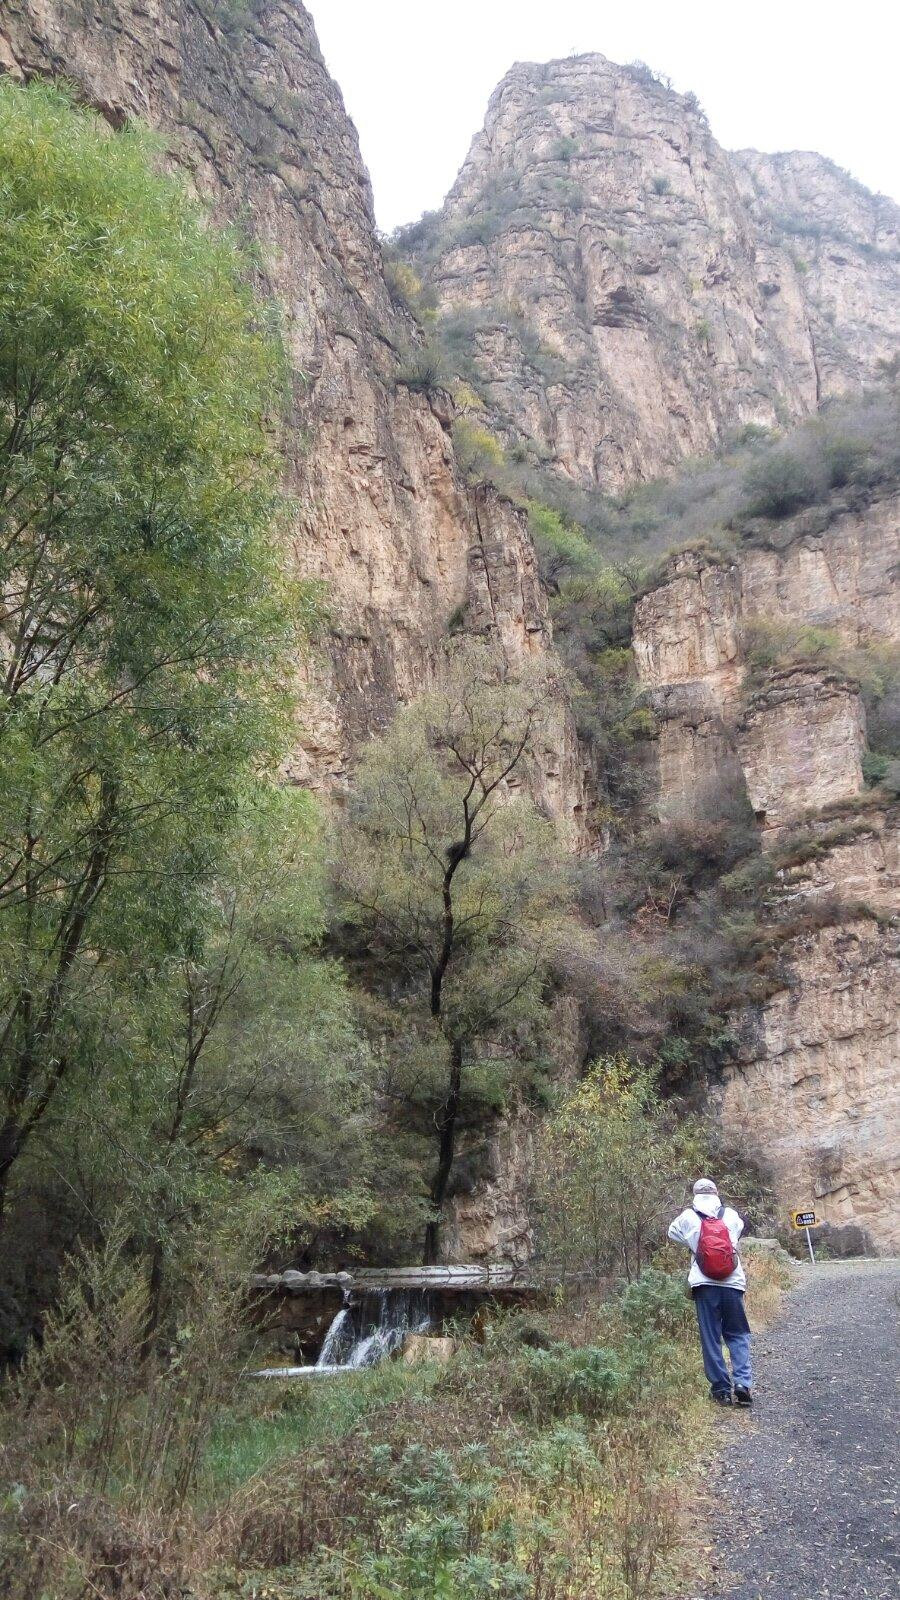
[316,1288,434,1370]
[315,1306,352,1367]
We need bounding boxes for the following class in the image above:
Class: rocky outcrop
[719,917,900,1252]
[441,1112,535,1265]
[414,56,900,489]
[732,149,900,402]
[634,492,899,1247]
[737,668,866,833]
[649,683,741,824]
[778,812,900,912]
[632,487,899,826]
[634,491,900,699]
[0,0,583,838]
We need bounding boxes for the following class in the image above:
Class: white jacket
[667,1193,746,1290]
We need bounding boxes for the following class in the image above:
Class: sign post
[791,1209,820,1263]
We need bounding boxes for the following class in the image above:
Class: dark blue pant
[694,1285,752,1395]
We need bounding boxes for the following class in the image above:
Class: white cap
[693,1177,719,1196]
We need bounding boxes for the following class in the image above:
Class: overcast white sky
[312,0,900,233]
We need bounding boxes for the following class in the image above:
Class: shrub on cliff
[394,338,450,395]
[451,415,508,483]
[527,500,597,589]
[740,444,825,517]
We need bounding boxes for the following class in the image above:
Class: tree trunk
[423,1036,463,1265]
[0,1143,13,1232]
[140,1236,165,1363]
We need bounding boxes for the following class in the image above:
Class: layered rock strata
[0,0,586,1262]
[0,0,582,838]
[720,916,899,1253]
[633,493,899,1247]
[632,487,899,830]
[415,55,900,489]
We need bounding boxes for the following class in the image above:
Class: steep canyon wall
[633,490,900,1249]
[3,7,897,1255]
[0,0,582,833]
[415,55,899,491]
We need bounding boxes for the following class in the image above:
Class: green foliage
[650,174,671,196]
[382,251,438,323]
[0,80,313,1224]
[502,1340,630,1420]
[451,415,507,483]
[742,619,847,681]
[337,639,578,1256]
[862,752,900,794]
[620,1268,692,1339]
[527,501,597,589]
[536,1058,705,1280]
[741,444,824,517]
[88,785,381,1341]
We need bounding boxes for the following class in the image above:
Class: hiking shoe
[711,1390,733,1406]
[734,1387,753,1407]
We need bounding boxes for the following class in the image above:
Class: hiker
[668,1177,753,1407]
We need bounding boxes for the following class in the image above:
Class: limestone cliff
[632,488,899,1249]
[411,55,899,490]
[0,0,582,840]
[632,486,899,830]
[3,5,898,1257]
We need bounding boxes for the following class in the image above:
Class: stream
[252,1287,436,1378]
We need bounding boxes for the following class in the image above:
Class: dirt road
[708,1259,899,1599]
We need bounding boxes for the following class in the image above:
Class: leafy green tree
[527,501,597,592]
[72,786,377,1351]
[0,81,306,1226]
[536,1057,704,1281]
[338,639,576,1261]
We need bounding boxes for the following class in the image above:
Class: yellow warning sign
[791,1209,820,1229]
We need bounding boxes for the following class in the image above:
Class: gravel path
[707,1259,900,1600]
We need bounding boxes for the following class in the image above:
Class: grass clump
[451,415,508,483]
[394,338,451,395]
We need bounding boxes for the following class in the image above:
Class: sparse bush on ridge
[394,338,451,395]
[451,414,508,482]
[741,624,900,779]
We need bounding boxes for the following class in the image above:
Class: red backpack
[694,1206,737,1280]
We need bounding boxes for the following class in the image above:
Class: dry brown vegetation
[0,1237,793,1600]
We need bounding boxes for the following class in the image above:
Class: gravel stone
[709,1259,899,1599]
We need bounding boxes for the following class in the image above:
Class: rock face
[441,1111,535,1266]
[0,0,582,840]
[737,668,866,833]
[3,6,898,1256]
[720,918,900,1252]
[415,55,900,489]
[632,487,899,828]
[0,0,587,1262]
[633,492,899,1247]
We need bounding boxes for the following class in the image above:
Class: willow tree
[339,639,576,1262]
[0,81,306,1228]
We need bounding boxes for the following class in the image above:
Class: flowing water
[316,1288,435,1370]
